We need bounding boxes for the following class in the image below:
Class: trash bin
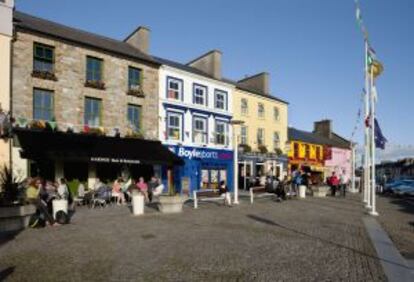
[132,193,144,215]
[52,199,68,219]
[299,185,306,199]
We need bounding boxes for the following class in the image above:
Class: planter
[0,205,36,233]
[313,185,329,198]
[158,195,187,214]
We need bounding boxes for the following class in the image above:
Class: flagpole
[364,40,371,208]
[370,68,379,216]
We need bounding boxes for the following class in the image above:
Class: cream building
[0,0,14,169]
[232,72,288,187]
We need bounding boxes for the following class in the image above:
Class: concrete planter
[158,195,187,214]
[0,205,36,233]
[313,186,329,198]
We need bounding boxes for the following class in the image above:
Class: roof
[288,127,351,149]
[13,11,159,66]
[15,128,184,166]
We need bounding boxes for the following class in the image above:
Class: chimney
[237,72,269,95]
[187,50,222,80]
[0,0,14,37]
[124,26,150,54]
[313,120,332,139]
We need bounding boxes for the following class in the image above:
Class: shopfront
[165,145,234,195]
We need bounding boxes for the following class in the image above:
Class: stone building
[8,10,181,185]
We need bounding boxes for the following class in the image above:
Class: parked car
[393,183,414,196]
[383,180,414,194]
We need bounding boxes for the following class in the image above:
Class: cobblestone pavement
[0,194,386,281]
[376,195,414,259]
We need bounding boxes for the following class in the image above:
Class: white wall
[158,65,234,149]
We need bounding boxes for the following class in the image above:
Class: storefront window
[167,112,182,140]
[294,143,299,158]
[193,116,207,143]
[84,97,102,127]
[215,120,228,145]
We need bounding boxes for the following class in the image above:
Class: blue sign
[168,145,233,160]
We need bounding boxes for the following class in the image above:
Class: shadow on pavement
[247,214,413,270]
[0,266,15,280]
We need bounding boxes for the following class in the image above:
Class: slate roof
[288,127,351,149]
[13,11,159,66]
[13,10,289,105]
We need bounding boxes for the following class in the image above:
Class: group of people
[327,171,347,197]
[25,177,71,227]
[92,176,164,205]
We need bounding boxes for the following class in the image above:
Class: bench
[249,186,275,204]
[193,189,223,209]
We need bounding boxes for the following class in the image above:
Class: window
[127,104,141,132]
[305,144,310,159]
[84,97,102,127]
[128,67,141,90]
[294,143,299,158]
[167,112,182,141]
[273,107,279,121]
[258,103,265,118]
[257,128,265,146]
[241,126,248,145]
[86,56,103,82]
[193,84,207,106]
[273,132,280,150]
[215,90,227,110]
[167,77,183,100]
[33,43,54,73]
[215,120,228,145]
[33,89,54,121]
[241,98,248,115]
[316,146,321,160]
[193,116,207,143]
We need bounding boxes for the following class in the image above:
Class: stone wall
[12,31,159,139]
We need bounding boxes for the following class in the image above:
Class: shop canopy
[14,129,183,166]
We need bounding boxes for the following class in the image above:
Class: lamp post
[231,120,245,204]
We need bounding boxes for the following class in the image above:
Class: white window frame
[215,120,229,145]
[215,90,227,110]
[167,112,182,141]
[193,116,208,144]
[241,98,248,115]
[193,84,207,106]
[241,126,248,145]
[258,103,265,118]
[167,77,183,101]
[257,128,265,146]
[273,131,280,150]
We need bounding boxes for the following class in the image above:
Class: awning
[14,128,183,166]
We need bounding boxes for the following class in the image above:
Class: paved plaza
[0,194,391,281]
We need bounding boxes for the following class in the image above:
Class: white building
[156,51,236,194]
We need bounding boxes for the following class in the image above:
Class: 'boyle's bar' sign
[90,157,140,164]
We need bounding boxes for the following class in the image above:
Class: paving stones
[0,195,386,281]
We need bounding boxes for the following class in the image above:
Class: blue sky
[16,0,414,147]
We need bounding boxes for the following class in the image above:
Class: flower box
[31,70,58,81]
[84,80,105,90]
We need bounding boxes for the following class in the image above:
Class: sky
[15,0,414,156]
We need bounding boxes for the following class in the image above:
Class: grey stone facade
[12,31,159,139]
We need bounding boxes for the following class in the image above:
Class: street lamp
[231,119,245,204]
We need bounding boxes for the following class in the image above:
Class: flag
[374,118,387,149]
[367,47,375,66]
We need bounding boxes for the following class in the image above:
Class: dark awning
[14,128,183,166]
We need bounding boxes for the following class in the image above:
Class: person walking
[218,180,232,206]
[329,172,339,197]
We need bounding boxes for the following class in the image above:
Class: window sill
[127,89,145,98]
[85,80,106,90]
[31,70,58,81]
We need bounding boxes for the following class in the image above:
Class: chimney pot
[187,50,222,79]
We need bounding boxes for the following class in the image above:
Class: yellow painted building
[232,72,289,184]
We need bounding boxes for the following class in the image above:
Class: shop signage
[169,146,232,160]
[90,157,140,164]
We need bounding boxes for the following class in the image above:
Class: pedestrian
[329,172,339,197]
[339,171,346,197]
[218,180,232,206]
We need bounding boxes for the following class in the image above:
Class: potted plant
[239,144,252,153]
[0,166,36,233]
[258,145,268,154]
[158,181,188,214]
[127,85,145,97]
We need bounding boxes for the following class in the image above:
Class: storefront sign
[90,157,140,164]
[169,146,233,160]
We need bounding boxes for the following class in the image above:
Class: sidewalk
[1,194,386,281]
